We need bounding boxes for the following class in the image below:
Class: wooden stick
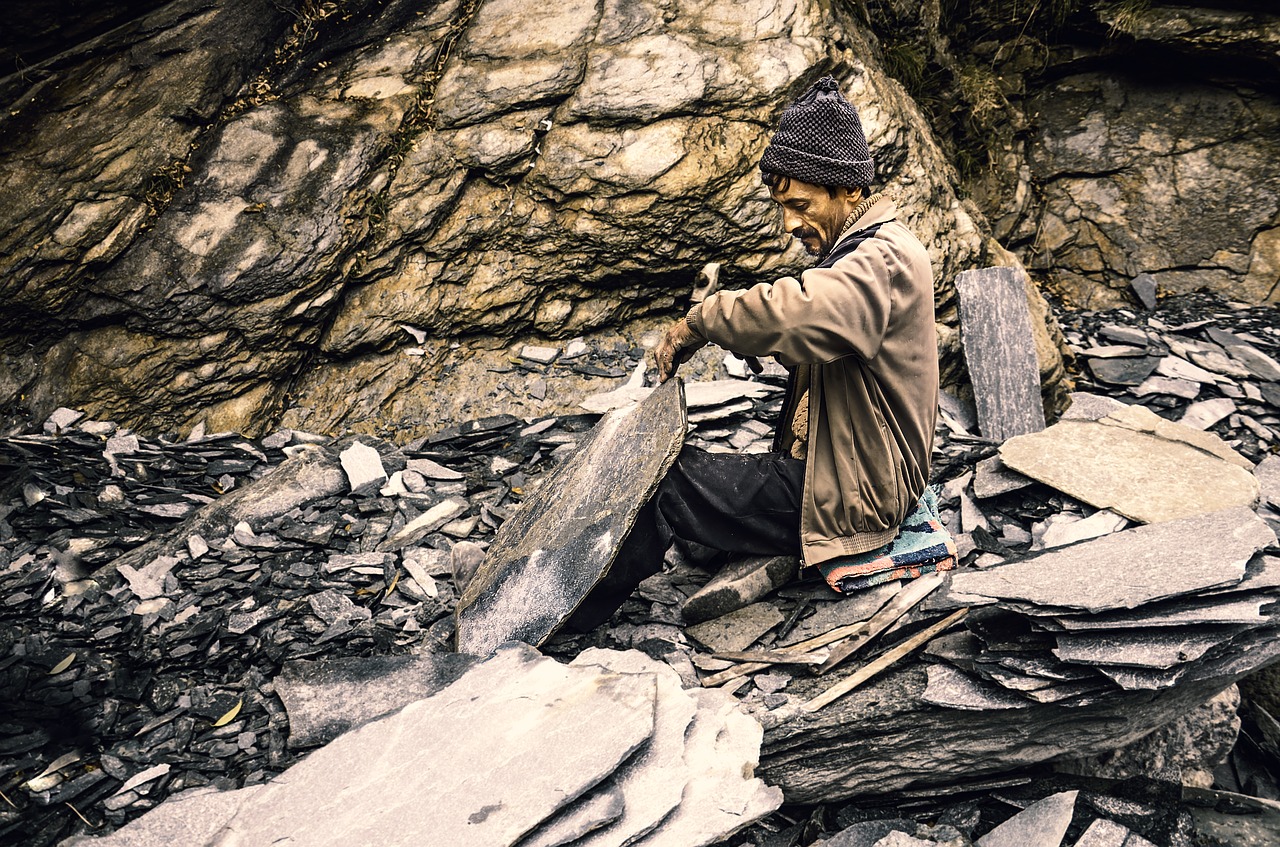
[700,620,872,687]
[711,649,828,665]
[817,571,945,675]
[803,608,969,712]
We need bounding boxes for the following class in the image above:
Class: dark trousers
[566,445,805,631]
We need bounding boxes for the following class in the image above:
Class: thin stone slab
[999,405,1258,525]
[1045,595,1268,631]
[781,583,901,646]
[1131,273,1158,310]
[1059,392,1127,422]
[276,652,478,747]
[59,785,268,847]
[1256,455,1280,508]
[567,649,696,847]
[207,645,658,847]
[977,790,1078,847]
[1132,376,1200,400]
[338,440,386,494]
[685,602,785,653]
[1180,397,1236,431]
[456,378,687,655]
[973,455,1034,499]
[1227,343,1280,381]
[520,789,625,847]
[1037,510,1127,550]
[944,507,1274,614]
[921,663,1033,710]
[1087,356,1159,386]
[1155,355,1221,384]
[955,267,1047,442]
[1072,818,1158,847]
[1052,629,1238,670]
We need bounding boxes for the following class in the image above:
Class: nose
[782,207,803,234]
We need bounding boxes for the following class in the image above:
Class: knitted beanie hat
[760,75,874,188]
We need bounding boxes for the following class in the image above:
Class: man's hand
[655,318,708,383]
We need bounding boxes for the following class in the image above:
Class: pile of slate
[4,292,1280,846]
[920,506,1280,708]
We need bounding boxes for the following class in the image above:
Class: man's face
[768,178,859,257]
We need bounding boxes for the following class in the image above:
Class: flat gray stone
[780,582,901,646]
[456,379,687,655]
[682,556,798,625]
[684,379,781,409]
[1047,595,1268,631]
[1131,376,1200,400]
[1256,455,1280,509]
[921,663,1033,710]
[945,507,1274,614]
[405,457,465,480]
[44,407,85,433]
[521,344,560,364]
[977,790,1077,847]
[685,602,785,653]
[1059,392,1127,422]
[973,455,1035,499]
[59,785,268,847]
[955,267,1046,442]
[1052,629,1237,670]
[276,652,477,747]
[1087,355,1159,386]
[210,645,658,847]
[1227,343,1280,381]
[1180,397,1236,430]
[1072,817,1157,847]
[1100,325,1151,347]
[1155,355,1220,384]
[1037,510,1127,550]
[999,405,1258,525]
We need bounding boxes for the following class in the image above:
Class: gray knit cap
[760,76,874,188]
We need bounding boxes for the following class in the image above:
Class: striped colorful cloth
[817,485,956,593]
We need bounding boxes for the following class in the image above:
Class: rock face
[873,1,1280,311]
[0,0,1062,438]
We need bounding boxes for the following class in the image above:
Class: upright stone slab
[456,378,687,655]
[955,267,1046,442]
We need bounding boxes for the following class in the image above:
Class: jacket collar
[828,193,897,252]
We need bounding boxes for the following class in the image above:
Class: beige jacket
[688,196,938,566]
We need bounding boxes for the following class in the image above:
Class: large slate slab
[200,645,658,847]
[999,405,1258,524]
[456,378,687,655]
[955,267,1047,442]
[977,790,1078,847]
[943,507,1275,614]
[1052,629,1238,670]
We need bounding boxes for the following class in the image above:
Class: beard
[793,226,826,256]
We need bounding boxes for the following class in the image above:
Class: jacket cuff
[685,303,707,340]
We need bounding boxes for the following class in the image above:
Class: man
[568,75,940,630]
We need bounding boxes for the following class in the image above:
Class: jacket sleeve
[688,238,901,367]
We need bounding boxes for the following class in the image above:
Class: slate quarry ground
[4,292,1280,846]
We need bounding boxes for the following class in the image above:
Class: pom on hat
[760,75,874,188]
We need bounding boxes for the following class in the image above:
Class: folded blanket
[817,485,956,594]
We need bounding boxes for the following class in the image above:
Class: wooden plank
[700,620,872,687]
[955,267,1046,442]
[817,571,945,674]
[802,609,969,712]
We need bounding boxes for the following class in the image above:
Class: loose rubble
[3,292,1280,845]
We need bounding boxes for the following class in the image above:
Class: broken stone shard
[455,378,687,655]
[338,440,387,494]
[975,790,1077,847]
[955,267,1047,442]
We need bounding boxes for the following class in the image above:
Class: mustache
[792,226,820,240]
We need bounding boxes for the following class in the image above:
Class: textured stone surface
[944,507,1274,614]
[685,603,786,654]
[0,0,1064,439]
[455,378,687,655]
[955,267,1047,442]
[999,406,1259,525]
